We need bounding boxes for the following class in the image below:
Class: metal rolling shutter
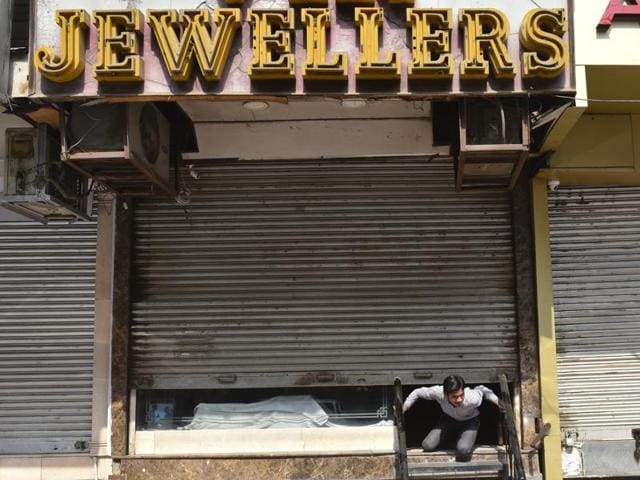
[0,220,96,454]
[549,186,640,439]
[131,158,517,389]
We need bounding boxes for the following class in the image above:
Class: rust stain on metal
[24,107,60,128]
[294,373,316,386]
[217,374,238,384]
[135,375,154,388]
[294,371,347,385]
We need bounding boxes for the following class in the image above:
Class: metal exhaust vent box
[1,124,91,223]
[61,102,172,197]
[455,97,530,191]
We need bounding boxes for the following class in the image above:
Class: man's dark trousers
[421,414,480,460]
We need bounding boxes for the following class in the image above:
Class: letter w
[148,9,241,81]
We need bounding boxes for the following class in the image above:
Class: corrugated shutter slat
[0,220,96,454]
[549,186,640,438]
[131,158,517,389]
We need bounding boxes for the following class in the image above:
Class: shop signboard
[31,0,572,98]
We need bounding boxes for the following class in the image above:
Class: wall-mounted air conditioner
[455,97,530,191]
[0,125,91,222]
[60,103,172,197]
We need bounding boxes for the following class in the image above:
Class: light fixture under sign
[242,101,270,111]
[341,98,367,109]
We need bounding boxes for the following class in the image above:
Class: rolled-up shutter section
[549,186,640,439]
[0,220,96,454]
[131,158,517,389]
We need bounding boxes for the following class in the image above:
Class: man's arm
[402,386,442,413]
[475,385,503,409]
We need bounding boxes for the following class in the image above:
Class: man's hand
[392,404,410,415]
[494,399,506,412]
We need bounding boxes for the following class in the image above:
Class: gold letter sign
[93,10,144,82]
[302,8,347,80]
[147,9,241,82]
[35,6,568,87]
[520,9,567,79]
[248,9,295,80]
[460,9,515,80]
[355,8,400,80]
[34,10,89,83]
[406,9,453,80]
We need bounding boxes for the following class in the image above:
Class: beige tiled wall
[0,455,111,480]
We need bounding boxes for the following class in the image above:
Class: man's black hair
[443,375,465,394]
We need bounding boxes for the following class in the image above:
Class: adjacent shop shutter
[549,186,640,440]
[131,158,517,389]
[0,220,96,454]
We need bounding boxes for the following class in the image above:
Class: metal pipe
[393,378,409,480]
[512,384,522,447]
[500,374,526,480]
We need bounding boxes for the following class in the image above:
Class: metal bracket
[632,428,640,462]
[393,378,409,480]
[530,422,551,450]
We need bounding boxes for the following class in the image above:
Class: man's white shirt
[403,385,499,421]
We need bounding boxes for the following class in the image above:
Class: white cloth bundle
[183,395,393,430]
[183,395,329,430]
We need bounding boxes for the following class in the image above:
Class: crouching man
[402,375,503,461]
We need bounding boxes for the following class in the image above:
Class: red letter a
[598,0,640,29]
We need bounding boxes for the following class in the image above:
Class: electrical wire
[65,104,110,152]
[40,175,91,202]
[66,120,102,152]
[498,102,506,143]
[174,162,194,224]
[555,94,640,104]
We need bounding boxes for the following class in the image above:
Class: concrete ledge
[134,427,396,456]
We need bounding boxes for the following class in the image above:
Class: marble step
[405,447,505,479]
[406,446,507,465]
[408,460,503,479]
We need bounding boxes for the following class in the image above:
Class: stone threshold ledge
[133,426,397,456]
